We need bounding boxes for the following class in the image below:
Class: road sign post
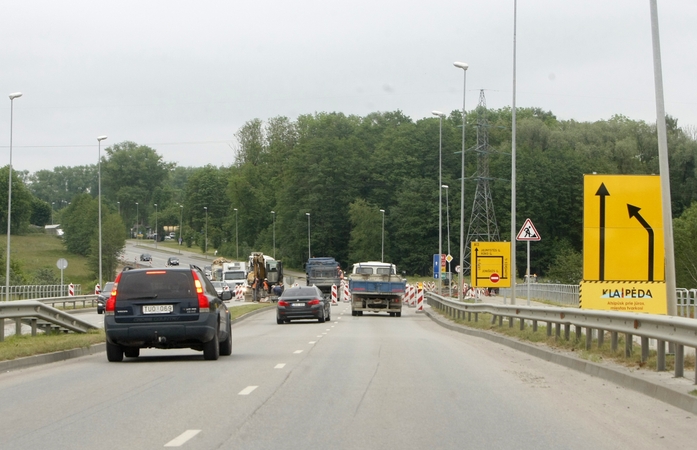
[56,258,68,295]
[516,218,541,306]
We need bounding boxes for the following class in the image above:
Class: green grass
[230,303,273,319]
[0,329,105,362]
[431,307,696,373]
[10,234,93,286]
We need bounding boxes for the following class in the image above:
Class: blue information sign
[433,254,440,279]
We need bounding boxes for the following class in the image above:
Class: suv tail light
[105,272,122,315]
[191,270,210,312]
[278,300,289,307]
[307,299,321,306]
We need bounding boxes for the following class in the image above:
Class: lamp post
[97,135,107,292]
[454,61,468,302]
[51,202,55,225]
[379,209,385,262]
[154,203,158,249]
[117,201,120,216]
[234,208,238,260]
[306,212,311,260]
[6,92,22,301]
[179,204,183,255]
[204,206,208,257]
[135,202,139,239]
[432,110,445,295]
[442,184,451,295]
[271,211,276,259]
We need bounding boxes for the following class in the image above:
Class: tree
[674,202,697,289]
[62,194,98,256]
[348,199,382,264]
[30,197,51,226]
[0,166,34,234]
[89,212,127,282]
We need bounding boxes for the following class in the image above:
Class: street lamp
[6,92,22,301]
[306,213,311,259]
[234,208,238,260]
[442,184,451,295]
[380,209,385,262]
[51,202,55,225]
[432,110,445,295]
[271,211,276,259]
[135,202,139,239]
[204,206,208,257]
[154,203,158,249]
[97,135,107,292]
[117,201,120,216]
[179,204,183,255]
[454,61,468,302]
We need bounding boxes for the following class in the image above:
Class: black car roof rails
[190,264,203,272]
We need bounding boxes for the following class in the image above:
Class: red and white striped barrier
[95,284,101,295]
[331,284,338,305]
[235,284,244,301]
[416,288,424,312]
[343,281,350,302]
[68,283,75,297]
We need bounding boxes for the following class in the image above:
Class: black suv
[104,265,233,361]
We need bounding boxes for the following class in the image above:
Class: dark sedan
[276,285,330,324]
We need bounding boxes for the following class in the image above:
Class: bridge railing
[426,292,697,383]
[0,285,83,300]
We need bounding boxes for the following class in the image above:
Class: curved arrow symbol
[627,204,654,281]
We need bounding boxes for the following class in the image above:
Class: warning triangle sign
[516,218,541,241]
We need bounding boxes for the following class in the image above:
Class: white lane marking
[275,363,286,369]
[294,350,303,354]
[317,335,323,338]
[325,329,330,331]
[309,341,316,344]
[322,332,327,335]
[164,430,201,447]
[238,386,258,395]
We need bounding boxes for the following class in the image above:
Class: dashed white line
[275,363,286,369]
[294,350,303,354]
[238,386,258,395]
[164,430,201,447]
[309,341,316,344]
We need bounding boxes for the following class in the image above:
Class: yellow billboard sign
[583,175,664,282]
[471,242,511,288]
[580,281,667,314]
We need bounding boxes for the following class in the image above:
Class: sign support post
[516,218,541,307]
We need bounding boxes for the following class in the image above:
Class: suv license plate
[291,303,305,307]
[143,304,174,314]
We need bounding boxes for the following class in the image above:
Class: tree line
[6,106,697,288]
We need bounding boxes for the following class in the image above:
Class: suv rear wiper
[122,295,159,300]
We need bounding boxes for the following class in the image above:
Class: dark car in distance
[276,285,330,324]
[103,265,233,361]
[96,281,115,314]
[139,253,152,262]
[166,256,179,266]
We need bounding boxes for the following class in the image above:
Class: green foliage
[674,202,697,289]
[88,212,127,282]
[545,242,583,284]
[30,197,52,226]
[32,267,60,285]
[0,165,34,234]
[61,194,97,256]
[0,251,28,286]
[348,199,382,264]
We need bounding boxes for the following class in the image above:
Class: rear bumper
[277,305,323,320]
[352,298,402,312]
[105,314,217,349]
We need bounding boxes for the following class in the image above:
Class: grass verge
[230,303,274,320]
[431,307,696,373]
[0,329,105,362]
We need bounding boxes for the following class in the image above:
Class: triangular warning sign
[516,218,541,241]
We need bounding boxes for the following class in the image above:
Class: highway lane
[0,304,693,449]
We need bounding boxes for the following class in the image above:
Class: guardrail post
[498,315,503,327]
[625,333,633,357]
[15,318,21,336]
[519,318,525,331]
[467,311,471,321]
[575,325,582,342]
[611,332,618,352]
[564,324,570,341]
[585,328,592,350]
[0,318,4,341]
[640,337,649,363]
[474,312,478,322]
[30,318,37,336]
[656,340,666,371]
[509,317,514,328]
[555,323,561,339]
[532,320,538,332]
[491,315,497,325]
[675,344,685,378]
[598,329,604,348]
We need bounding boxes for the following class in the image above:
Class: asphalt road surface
[0,304,693,450]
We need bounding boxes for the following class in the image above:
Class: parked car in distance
[166,256,179,266]
[164,235,173,240]
[96,281,115,314]
[139,253,152,262]
[211,281,225,295]
[276,285,330,324]
[103,265,233,361]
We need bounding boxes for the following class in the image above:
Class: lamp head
[453,62,469,70]
[380,209,385,213]
[442,184,449,189]
[9,92,22,100]
[432,110,445,118]
[97,135,107,142]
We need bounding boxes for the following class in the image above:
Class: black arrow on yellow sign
[595,183,609,281]
[627,204,654,281]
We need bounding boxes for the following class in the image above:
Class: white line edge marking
[309,341,316,344]
[238,386,258,395]
[294,350,303,354]
[275,363,286,369]
[164,429,201,447]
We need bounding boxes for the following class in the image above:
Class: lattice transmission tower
[462,90,501,275]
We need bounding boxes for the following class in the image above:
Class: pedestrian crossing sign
[516,218,541,241]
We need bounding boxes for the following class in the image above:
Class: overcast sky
[1,0,695,173]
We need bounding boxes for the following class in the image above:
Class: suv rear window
[117,270,195,300]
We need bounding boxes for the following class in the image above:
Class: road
[0,304,693,450]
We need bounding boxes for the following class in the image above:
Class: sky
[1,0,695,173]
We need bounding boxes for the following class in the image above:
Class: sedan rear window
[117,270,194,300]
[281,287,319,298]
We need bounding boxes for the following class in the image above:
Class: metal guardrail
[35,295,98,309]
[426,292,697,383]
[0,300,98,341]
[499,283,580,306]
[0,284,83,300]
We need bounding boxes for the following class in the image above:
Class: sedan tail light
[307,299,321,305]
[278,300,289,307]
[105,272,122,315]
[191,270,210,312]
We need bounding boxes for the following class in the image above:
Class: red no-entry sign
[489,273,500,283]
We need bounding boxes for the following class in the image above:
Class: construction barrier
[94,284,101,295]
[416,288,424,312]
[342,281,350,302]
[235,284,244,301]
[68,283,75,297]
[331,284,338,305]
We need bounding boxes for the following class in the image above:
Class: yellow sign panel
[583,175,664,282]
[471,242,511,288]
[580,281,667,314]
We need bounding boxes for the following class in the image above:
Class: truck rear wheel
[396,312,401,317]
